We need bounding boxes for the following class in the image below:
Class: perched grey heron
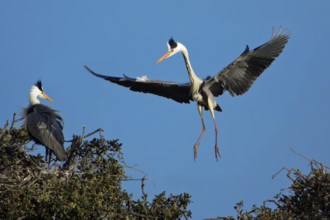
[24,81,67,162]
[85,30,289,160]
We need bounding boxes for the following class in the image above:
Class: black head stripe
[168,38,177,49]
[35,80,43,91]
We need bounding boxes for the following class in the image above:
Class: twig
[0,120,9,139]
[263,199,281,208]
[141,176,148,202]
[288,146,311,162]
[63,127,104,169]
[65,128,103,142]
[10,113,17,129]
[288,146,329,170]
[82,128,104,140]
[310,159,329,170]
[125,211,156,219]
[273,147,329,180]
[9,113,24,129]
[287,168,305,182]
[17,215,27,220]
[4,120,9,130]
[272,167,289,179]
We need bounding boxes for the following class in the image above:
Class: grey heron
[24,81,67,163]
[85,30,289,160]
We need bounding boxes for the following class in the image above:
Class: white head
[156,38,188,64]
[29,80,53,105]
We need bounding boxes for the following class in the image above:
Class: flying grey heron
[85,30,289,160]
[24,81,67,163]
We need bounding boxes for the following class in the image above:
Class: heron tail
[215,104,222,112]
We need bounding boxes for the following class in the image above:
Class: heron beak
[156,51,171,64]
[41,92,53,102]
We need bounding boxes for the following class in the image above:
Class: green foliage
[212,161,330,220]
[277,164,330,218]
[3,113,329,219]
[0,115,191,219]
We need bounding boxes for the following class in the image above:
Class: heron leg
[45,148,48,162]
[209,105,221,160]
[49,151,53,164]
[45,148,49,168]
[194,105,206,160]
[45,148,52,168]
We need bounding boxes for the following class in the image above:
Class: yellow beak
[156,51,171,64]
[41,92,53,102]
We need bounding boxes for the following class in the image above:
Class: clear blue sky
[1,1,330,218]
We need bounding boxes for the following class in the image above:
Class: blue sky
[1,1,330,218]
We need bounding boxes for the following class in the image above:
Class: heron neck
[181,49,199,83]
[29,88,40,106]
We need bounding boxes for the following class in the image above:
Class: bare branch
[4,120,9,130]
[288,146,311,162]
[82,128,104,140]
[263,199,281,208]
[10,113,24,129]
[64,127,104,169]
[0,120,9,139]
[125,211,156,219]
[272,167,290,179]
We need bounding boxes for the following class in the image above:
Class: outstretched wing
[207,30,289,97]
[26,104,67,161]
[85,65,193,104]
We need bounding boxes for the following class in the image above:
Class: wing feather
[208,30,289,97]
[25,104,67,161]
[85,66,193,104]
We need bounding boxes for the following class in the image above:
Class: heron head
[156,38,186,64]
[30,81,53,104]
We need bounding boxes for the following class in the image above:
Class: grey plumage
[85,30,289,160]
[84,67,192,104]
[85,32,288,107]
[24,81,67,162]
[25,104,67,161]
[208,32,289,97]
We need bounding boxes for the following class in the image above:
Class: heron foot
[193,143,199,161]
[215,144,221,161]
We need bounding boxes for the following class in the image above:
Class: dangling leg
[208,104,221,160]
[212,116,221,160]
[194,105,206,160]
